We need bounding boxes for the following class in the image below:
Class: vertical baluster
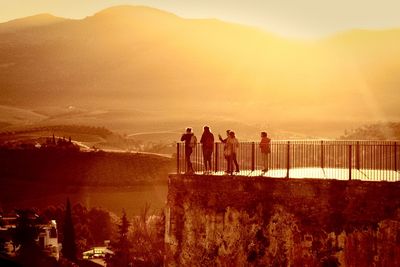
[395,142,398,172]
[214,142,218,173]
[321,140,324,170]
[251,142,256,171]
[286,141,290,178]
[356,141,360,170]
[349,144,352,180]
[176,143,180,174]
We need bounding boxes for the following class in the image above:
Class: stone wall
[165,174,400,266]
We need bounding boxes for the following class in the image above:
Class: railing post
[214,143,219,172]
[349,144,352,180]
[356,141,360,170]
[286,141,290,178]
[176,142,180,174]
[395,142,398,172]
[251,142,255,171]
[320,140,324,169]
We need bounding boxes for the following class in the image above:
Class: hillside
[0,5,400,135]
[0,147,173,215]
[0,148,174,186]
[0,13,67,32]
[340,122,400,140]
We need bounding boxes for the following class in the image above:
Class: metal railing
[176,140,400,181]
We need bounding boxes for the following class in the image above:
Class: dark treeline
[0,148,173,186]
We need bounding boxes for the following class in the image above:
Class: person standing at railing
[259,131,271,172]
[181,127,196,174]
[200,126,214,173]
[219,130,231,172]
[227,131,240,174]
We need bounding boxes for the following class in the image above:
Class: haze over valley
[1,5,400,139]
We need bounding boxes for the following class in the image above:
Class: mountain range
[1,5,400,137]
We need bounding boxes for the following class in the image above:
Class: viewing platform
[176,140,400,181]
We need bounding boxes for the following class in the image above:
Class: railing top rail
[177,140,400,144]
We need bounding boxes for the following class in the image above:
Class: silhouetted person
[200,126,214,173]
[218,130,231,172]
[181,127,196,173]
[227,131,239,174]
[259,131,271,172]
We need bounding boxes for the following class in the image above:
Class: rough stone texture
[165,175,400,266]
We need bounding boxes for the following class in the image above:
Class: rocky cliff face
[165,175,400,266]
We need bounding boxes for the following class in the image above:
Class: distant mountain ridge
[0,13,67,32]
[0,5,399,131]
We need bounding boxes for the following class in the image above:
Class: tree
[0,217,7,256]
[108,210,132,267]
[87,208,113,245]
[13,210,39,256]
[0,237,7,256]
[62,198,77,261]
[13,210,56,267]
[131,204,165,266]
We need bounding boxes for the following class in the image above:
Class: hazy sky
[2,0,400,38]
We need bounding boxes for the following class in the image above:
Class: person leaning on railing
[218,130,231,172]
[259,131,271,172]
[181,127,196,174]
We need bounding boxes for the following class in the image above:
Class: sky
[1,0,400,38]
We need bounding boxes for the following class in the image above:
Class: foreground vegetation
[0,203,165,267]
